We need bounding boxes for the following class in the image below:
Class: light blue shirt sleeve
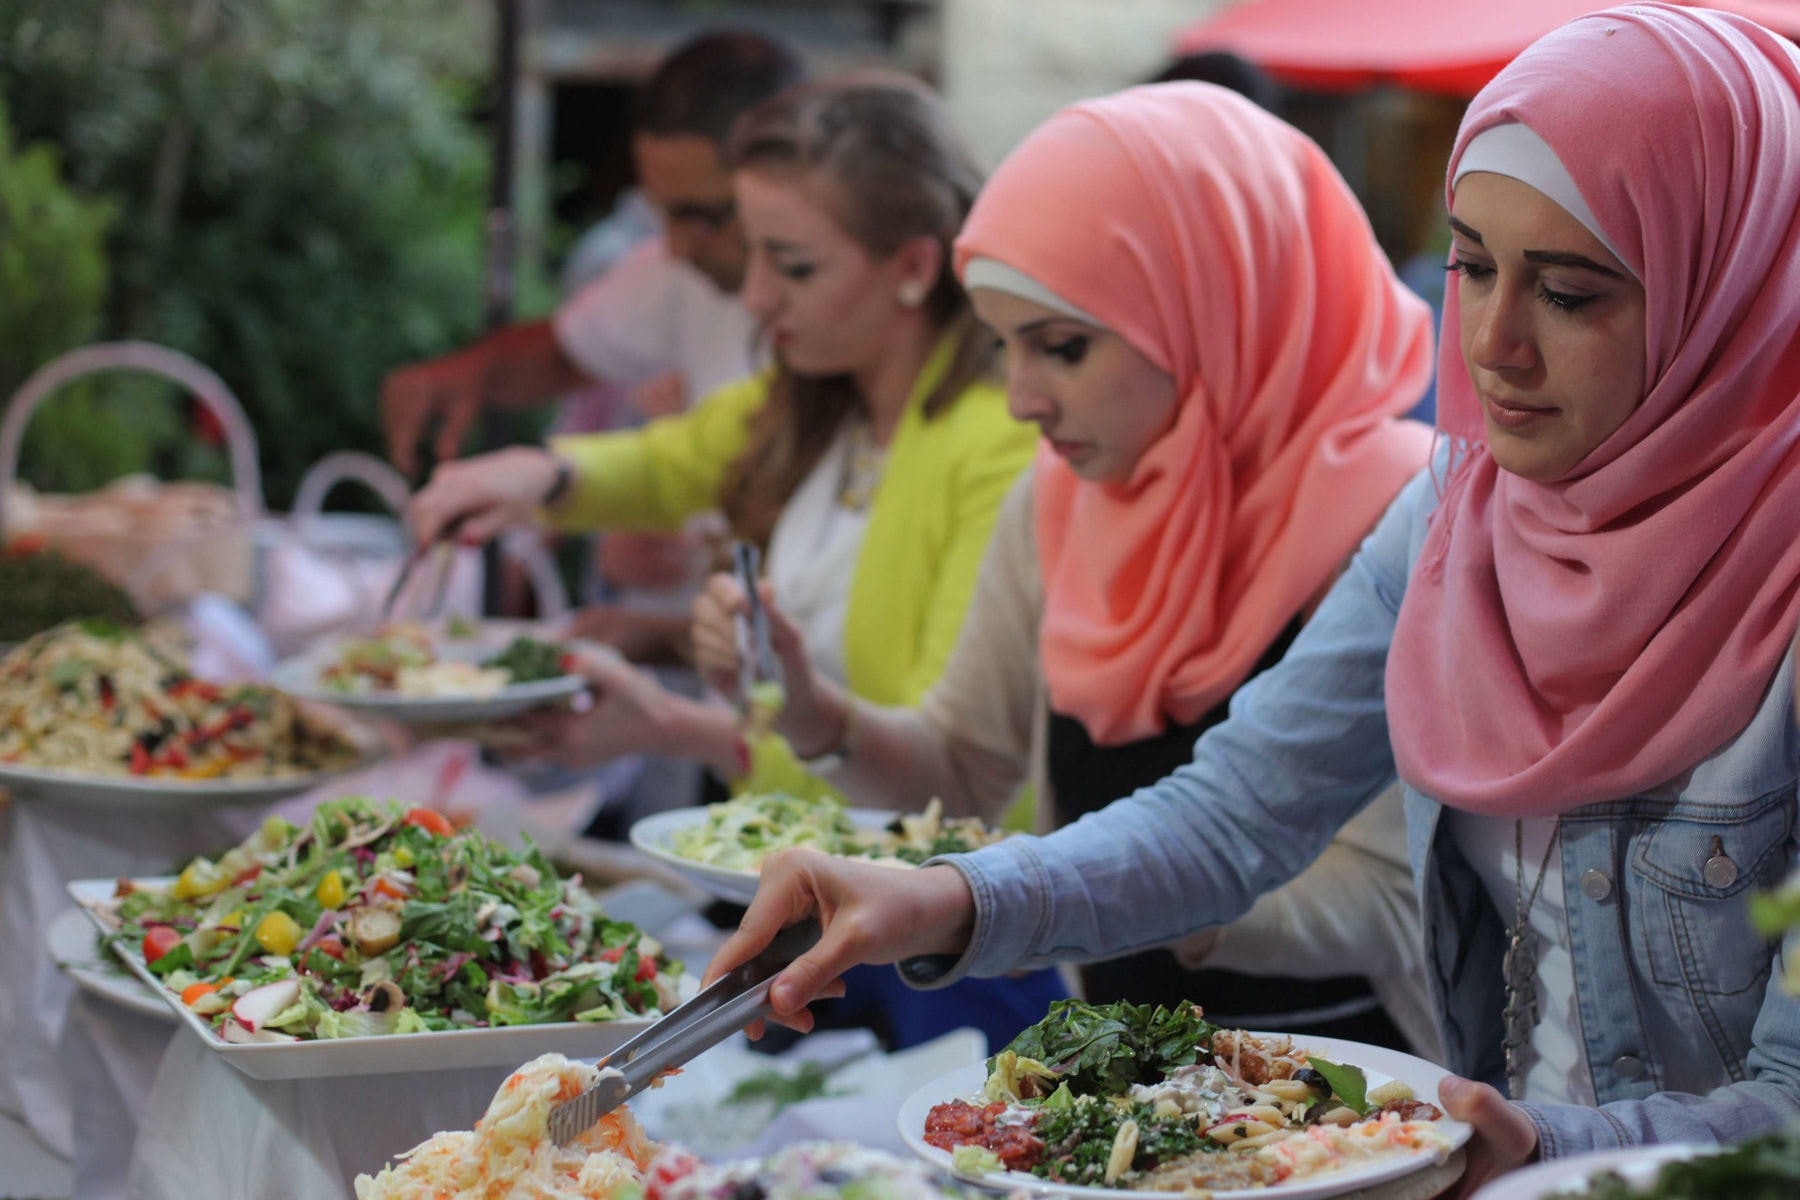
[908,465,1441,987]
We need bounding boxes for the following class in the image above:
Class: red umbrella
[1174,0,1800,95]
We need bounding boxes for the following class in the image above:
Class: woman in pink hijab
[695,81,1439,1051]
[709,3,1800,1193]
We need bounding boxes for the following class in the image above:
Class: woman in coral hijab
[695,80,1439,1051]
[709,3,1800,1192]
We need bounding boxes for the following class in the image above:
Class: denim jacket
[918,465,1800,1156]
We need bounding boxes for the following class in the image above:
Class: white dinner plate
[0,750,377,811]
[67,876,678,1080]
[1469,1143,1711,1199]
[897,1039,1472,1200]
[629,806,905,905]
[271,622,586,724]
[44,903,174,1023]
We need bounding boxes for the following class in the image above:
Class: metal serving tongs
[546,919,821,1146]
[378,515,468,624]
[731,540,784,722]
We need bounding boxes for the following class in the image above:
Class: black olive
[1295,1068,1331,1098]
[816,1169,855,1186]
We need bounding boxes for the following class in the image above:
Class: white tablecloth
[129,1027,512,1200]
[0,794,256,1158]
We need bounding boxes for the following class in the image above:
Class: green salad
[99,797,684,1042]
[1549,1129,1800,1199]
[668,793,1007,872]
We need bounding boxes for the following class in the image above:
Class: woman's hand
[704,848,978,1034]
[1437,1076,1539,1198]
[691,573,842,752]
[407,446,563,547]
[499,645,674,769]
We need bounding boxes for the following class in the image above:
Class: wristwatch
[541,456,575,508]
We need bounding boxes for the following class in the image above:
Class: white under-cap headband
[1453,122,1633,276]
[960,257,1105,326]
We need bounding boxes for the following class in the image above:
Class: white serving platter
[628,806,905,905]
[898,1039,1472,1200]
[0,751,376,811]
[67,876,675,1080]
[45,903,174,1023]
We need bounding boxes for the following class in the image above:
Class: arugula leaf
[1304,1056,1371,1116]
[998,999,1216,1096]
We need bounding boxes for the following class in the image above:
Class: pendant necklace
[1502,817,1561,1101]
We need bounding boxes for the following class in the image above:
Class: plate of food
[0,619,375,809]
[1467,1135,1798,1200]
[69,795,692,1079]
[898,998,1469,1200]
[628,794,1009,905]
[271,619,585,723]
[44,903,174,1023]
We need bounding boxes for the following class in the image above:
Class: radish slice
[219,1017,299,1044]
[230,979,300,1031]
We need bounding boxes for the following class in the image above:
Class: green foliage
[0,98,112,396]
[0,0,494,505]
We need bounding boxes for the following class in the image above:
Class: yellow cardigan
[548,338,1036,793]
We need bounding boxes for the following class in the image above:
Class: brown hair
[717,73,993,548]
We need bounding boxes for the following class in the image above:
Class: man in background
[381,29,805,478]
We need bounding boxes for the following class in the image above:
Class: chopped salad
[923,999,1453,1193]
[668,794,1007,873]
[93,797,685,1042]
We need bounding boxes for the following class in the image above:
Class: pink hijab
[954,85,1434,746]
[1387,4,1800,815]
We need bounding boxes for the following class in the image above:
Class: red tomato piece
[142,925,183,964]
[402,807,455,836]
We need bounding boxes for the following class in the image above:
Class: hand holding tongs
[732,540,783,710]
[379,515,468,624]
[546,919,821,1146]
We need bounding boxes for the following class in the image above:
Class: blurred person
[1148,48,1283,113]
[693,82,1438,1054]
[406,73,1054,1049]
[708,6,1800,1194]
[380,29,807,480]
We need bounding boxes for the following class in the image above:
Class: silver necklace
[1502,818,1561,1100]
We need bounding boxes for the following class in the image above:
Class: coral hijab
[1387,4,1800,815]
[954,84,1434,745]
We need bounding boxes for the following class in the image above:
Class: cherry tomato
[634,954,658,983]
[402,807,455,837]
[313,935,346,960]
[142,925,183,964]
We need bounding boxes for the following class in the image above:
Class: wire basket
[0,342,263,613]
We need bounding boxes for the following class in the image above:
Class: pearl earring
[897,281,926,308]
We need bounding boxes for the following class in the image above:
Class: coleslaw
[355,1053,657,1199]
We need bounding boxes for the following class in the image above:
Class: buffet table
[0,791,257,1158]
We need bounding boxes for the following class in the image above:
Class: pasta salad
[0,619,360,779]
